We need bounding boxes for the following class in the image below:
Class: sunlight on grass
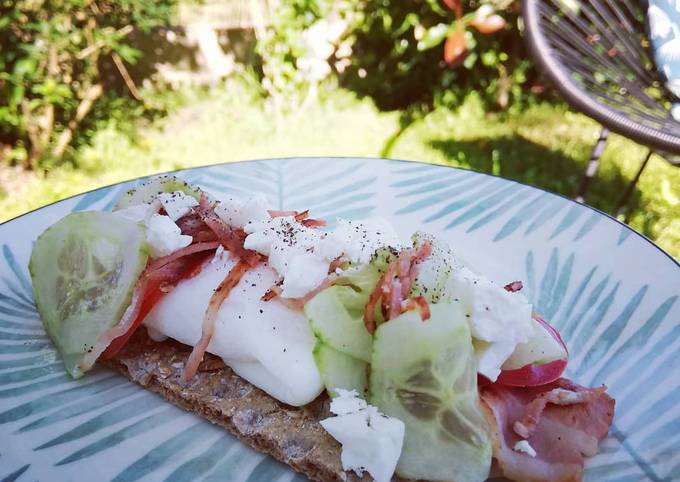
[1,82,678,259]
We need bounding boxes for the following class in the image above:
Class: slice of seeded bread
[101,329,397,482]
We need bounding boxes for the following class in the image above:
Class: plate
[0,158,677,482]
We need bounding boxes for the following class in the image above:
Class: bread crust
[102,329,390,482]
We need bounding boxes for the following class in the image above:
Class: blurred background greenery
[0,0,678,258]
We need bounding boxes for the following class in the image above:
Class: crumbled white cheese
[157,191,198,221]
[326,218,402,264]
[451,266,535,381]
[472,338,516,382]
[279,252,329,298]
[320,390,404,482]
[240,209,406,298]
[238,209,402,298]
[146,214,192,258]
[244,216,330,298]
[114,200,160,224]
[513,440,536,457]
[244,215,323,255]
[215,194,270,229]
[115,203,193,259]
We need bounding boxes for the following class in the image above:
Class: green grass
[1,81,678,259]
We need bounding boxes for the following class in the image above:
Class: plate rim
[2,156,677,267]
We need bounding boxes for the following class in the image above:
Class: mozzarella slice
[143,253,323,406]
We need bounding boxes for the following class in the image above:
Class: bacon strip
[364,261,397,334]
[480,379,615,482]
[363,240,432,334]
[268,209,327,228]
[268,210,299,217]
[146,241,220,273]
[261,276,335,311]
[388,278,403,319]
[513,381,607,439]
[183,259,251,381]
[294,210,310,221]
[195,196,261,267]
[301,218,327,228]
[176,212,216,239]
[261,284,282,302]
[86,248,215,367]
[400,296,431,321]
[504,281,524,292]
[327,256,344,274]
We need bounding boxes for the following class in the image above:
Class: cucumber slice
[368,246,399,274]
[304,265,380,362]
[29,212,149,378]
[305,286,373,361]
[314,342,368,397]
[115,175,202,210]
[409,231,461,304]
[370,303,491,482]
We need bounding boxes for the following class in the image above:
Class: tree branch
[76,25,133,59]
[111,52,142,101]
[51,84,104,160]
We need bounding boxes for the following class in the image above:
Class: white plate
[0,158,677,481]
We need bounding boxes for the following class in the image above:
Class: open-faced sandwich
[28,175,615,482]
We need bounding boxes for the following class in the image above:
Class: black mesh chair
[522,0,680,215]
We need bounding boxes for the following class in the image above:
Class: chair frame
[522,0,680,214]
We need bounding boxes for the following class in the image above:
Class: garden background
[1,0,678,258]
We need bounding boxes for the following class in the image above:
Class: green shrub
[254,0,344,116]
[340,0,534,113]
[0,0,177,169]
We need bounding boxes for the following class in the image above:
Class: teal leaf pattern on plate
[1,463,30,482]
[0,158,677,481]
[390,163,605,243]
[186,158,377,224]
[521,245,677,482]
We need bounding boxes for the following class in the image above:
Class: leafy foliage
[0,0,176,169]
[254,0,354,116]
[0,81,677,259]
[339,0,534,112]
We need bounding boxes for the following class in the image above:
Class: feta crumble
[320,389,405,482]
[114,203,193,258]
[157,191,198,221]
[328,218,402,264]
[513,440,536,457]
[114,200,160,224]
[242,215,403,298]
[244,216,329,298]
[214,194,269,229]
[146,214,192,258]
[451,266,535,381]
